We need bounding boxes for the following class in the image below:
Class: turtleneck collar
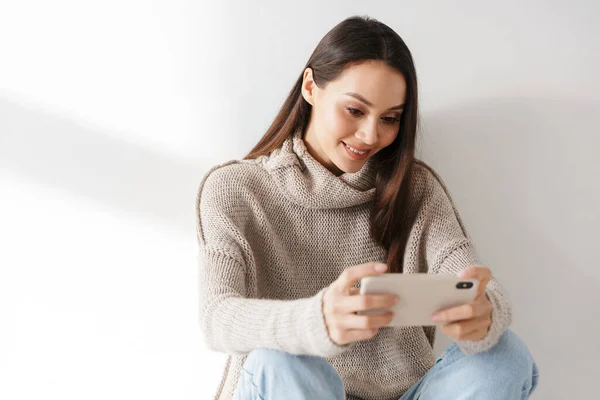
[261,127,377,209]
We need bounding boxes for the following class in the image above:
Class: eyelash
[346,107,401,124]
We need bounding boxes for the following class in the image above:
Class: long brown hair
[243,15,420,273]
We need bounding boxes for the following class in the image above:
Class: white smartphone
[357,273,479,326]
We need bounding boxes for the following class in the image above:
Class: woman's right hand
[322,262,399,346]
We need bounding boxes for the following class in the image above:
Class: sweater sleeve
[195,163,353,358]
[416,163,513,355]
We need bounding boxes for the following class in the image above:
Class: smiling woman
[242,16,419,277]
[299,61,407,174]
[196,14,538,400]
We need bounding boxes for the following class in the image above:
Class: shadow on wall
[421,96,599,398]
[0,95,204,237]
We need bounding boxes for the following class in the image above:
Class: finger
[432,300,487,323]
[440,321,477,340]
[458,266,491,298]
[342,311,395,330]
[475,274,491,300]
[349,287,360,295]
[336,293,398,314]
[334,262,388,291]
[440,315,490,340]
[440,323,483,341]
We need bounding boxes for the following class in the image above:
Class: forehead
[325,60,407,105]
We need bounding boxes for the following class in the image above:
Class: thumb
[458,266,477,278]
[335,262,388,292]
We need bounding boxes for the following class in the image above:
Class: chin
[334,158,364,175]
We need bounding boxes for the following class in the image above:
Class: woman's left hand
[431,266,493,341]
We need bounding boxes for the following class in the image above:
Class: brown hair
[243,15,420,273]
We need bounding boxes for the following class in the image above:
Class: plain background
[1,1,598,399]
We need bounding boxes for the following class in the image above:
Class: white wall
[1,1,597,399]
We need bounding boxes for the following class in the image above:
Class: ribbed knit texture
[195,127,513,400]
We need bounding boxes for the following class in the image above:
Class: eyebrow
[344,92,405,111]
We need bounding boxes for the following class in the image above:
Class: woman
[196,15,539,400]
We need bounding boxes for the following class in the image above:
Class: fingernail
[375,263,387,271]
[394,296,400,304]
[431,314,440,321]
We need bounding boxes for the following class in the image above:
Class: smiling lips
[342,141,372,160]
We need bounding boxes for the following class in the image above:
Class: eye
[347,107,401,124]
[382,116,401,124]
[346,107,363,116]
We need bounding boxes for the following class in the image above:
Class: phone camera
[456,282,474,289]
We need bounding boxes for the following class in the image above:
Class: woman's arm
[196,164,353,357]
[415,162,513,355]
[198,249,352,357]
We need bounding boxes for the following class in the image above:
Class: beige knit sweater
[195,127,512,400]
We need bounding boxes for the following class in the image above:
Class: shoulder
[195,158,270,239]
[411,159,454,201]
[195,158,267,251]
[197,158,267,206]
[410,159,471,237]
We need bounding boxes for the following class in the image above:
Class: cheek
[324,106,355,140]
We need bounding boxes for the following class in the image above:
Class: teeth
[345,144,367,154]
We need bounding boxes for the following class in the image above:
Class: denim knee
[464,329,539,395]
[494,330,539,392]
[242,348,345,399]
[416,330,538,400]
[494,331,536,372]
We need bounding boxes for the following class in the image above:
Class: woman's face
[301,60,407,176]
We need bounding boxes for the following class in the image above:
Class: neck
[259,127,377,209]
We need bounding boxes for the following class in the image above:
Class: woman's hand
[322,262,399,346]
[432,266,494,341]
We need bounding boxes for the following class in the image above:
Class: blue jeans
[233,329,539,400]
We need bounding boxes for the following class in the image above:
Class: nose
[356,121,378,146]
